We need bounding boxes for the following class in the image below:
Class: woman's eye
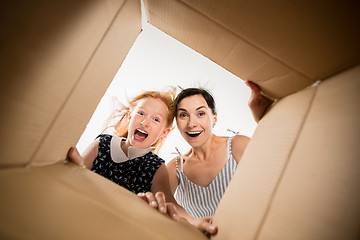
[198,112,206,117]
[179,112,188,118]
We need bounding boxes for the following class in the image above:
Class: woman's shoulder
[231,134,250,144]
[213,135,229,145]
[167,156,179,169]
[230,135,251,163]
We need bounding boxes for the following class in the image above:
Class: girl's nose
[141,116,150,126]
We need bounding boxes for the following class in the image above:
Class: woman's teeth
[186,131,202,137]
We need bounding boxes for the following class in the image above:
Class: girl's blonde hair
[105,88,176,154]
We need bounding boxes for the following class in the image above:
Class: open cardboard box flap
[145,0,360,98]
[1,0,359,168]
[0,0,360,239]
[0,0,142,168]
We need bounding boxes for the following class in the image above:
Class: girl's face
[128,97,170,149]
[176,94,217,148]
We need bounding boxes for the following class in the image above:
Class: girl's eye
[153,117,160,123]
[137,111,145,116]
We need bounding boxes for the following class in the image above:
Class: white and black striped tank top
[174,136,237,218]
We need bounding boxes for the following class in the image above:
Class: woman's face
[176,94,217,147]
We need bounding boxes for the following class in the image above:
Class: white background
[76,20,257,164]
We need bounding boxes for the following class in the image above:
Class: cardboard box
[0,0,359,239]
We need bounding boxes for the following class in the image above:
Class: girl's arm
[150,164,218,235]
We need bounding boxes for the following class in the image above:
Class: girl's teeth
[137,129,147,134]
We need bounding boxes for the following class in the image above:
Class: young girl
[67,89,217,235]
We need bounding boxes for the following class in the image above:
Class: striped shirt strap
[180,154,184,172]
[227,136,234,160]
[175,154,184,181]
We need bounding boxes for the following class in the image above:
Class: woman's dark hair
[174,88,217,115]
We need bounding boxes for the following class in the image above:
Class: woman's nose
[187,116,198,127]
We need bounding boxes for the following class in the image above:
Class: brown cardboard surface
[0,0,141,167]
[0,1,359,239]
[0,163,207,239]
[212,86,317,239]
[145,0,360,99]
[30,0,142,167]
[257,65,360,239]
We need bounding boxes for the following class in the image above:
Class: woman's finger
[155,192,167,214]
[165,203,179,220]
[198,219,218,236]
[137,192,147,201]
[145,192,158,208]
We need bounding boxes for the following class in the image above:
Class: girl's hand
[67,147,86,167]
[245,81,274,122]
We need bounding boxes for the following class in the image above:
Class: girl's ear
[159,127,171,140]
[127,111,132,123]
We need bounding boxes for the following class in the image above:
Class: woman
[142,81,272,219]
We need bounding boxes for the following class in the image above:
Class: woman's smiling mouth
[186,131,203,138]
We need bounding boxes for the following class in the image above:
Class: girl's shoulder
[96,133,113,139]
[145,152,165,164]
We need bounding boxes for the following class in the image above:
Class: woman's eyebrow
[178,106,206,112]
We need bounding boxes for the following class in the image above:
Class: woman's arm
[150,164,218,235]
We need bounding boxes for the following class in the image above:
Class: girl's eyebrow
[138,107,165,118]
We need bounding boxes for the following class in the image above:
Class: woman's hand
[187,216,217,236]
[138,192,218,235]
[245,81,274,122]
[138,192,179,220]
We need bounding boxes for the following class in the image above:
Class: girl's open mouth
[134,129,148,141]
